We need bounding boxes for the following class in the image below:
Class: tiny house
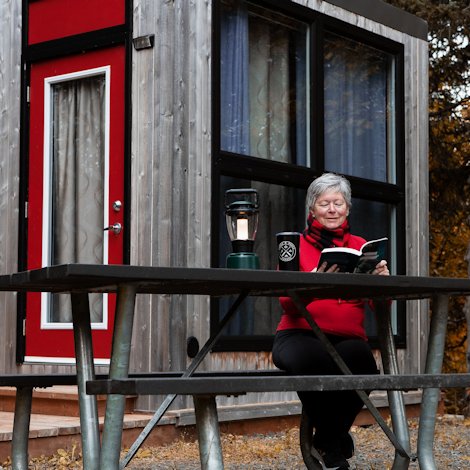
[0,0,428,422]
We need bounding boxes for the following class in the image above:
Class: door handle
[104,223,122,235]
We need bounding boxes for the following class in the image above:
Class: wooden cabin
[0,0,428,428]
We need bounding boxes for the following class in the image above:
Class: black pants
[272,329,378,447]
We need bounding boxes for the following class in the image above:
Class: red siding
[28,0,125,44]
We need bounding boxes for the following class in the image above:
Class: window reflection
[219,177,305,336]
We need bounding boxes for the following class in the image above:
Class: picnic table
[1,264,470,470]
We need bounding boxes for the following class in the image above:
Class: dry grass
[1,415,469,469]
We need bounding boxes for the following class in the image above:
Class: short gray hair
[306,173,352,210]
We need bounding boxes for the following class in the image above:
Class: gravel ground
[3,415,469,469]
[123,415,470,469]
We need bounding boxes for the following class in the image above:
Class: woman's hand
[374,260,389,276]
[312,262,340,273]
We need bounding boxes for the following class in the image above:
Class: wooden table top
[0,264,469,300]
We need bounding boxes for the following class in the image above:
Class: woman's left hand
[374,260,389,276]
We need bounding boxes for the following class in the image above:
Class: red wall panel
[28,0,125,44]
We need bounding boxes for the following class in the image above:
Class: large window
[213,0,405,351]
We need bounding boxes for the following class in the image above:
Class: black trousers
[272,329,378,447]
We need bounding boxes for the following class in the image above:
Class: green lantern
[224,189,260,269]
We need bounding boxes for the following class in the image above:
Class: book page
[354,238,388,273]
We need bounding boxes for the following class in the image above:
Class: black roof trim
[323,0,427,40]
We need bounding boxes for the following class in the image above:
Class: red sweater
[277,234,368,340]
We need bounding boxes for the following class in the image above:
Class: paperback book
[317,237,388,274]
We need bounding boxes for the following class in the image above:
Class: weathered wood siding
[130,0,213,410]
[0,0,22,373]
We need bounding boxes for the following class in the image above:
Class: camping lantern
[224,189,260,269]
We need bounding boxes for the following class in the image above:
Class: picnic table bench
[87,372,470,469]
[0,374,78,470]
[1,265,470,470]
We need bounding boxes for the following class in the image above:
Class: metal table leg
[120,291,249,469]
[417,294,449,470]
[193,395,225,470]
[375,300,411,470]
[11,386,33,470]
[71,293,101,470]
[100,284,137,470]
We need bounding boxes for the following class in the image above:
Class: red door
[25,46,126,362]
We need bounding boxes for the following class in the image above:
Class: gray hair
[306,173,352,210]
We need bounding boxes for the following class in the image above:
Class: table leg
[11,386,32,470]
[71,293,101,470]
[375,300,411,470]
[193,395,225,470]
[120,291,249,468]
[417,294,448,470]
[100,284,137,470]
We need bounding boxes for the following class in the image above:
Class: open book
[317,237,388,274]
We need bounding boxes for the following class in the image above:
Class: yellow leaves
[135,448,152,458]
[28,443,82,469]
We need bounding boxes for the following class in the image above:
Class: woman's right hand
[313,262,339,273]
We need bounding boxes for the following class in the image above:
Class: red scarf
[303,214,351,251]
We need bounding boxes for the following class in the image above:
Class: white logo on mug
[279,241,297,262]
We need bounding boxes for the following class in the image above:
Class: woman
[272,173,389,470]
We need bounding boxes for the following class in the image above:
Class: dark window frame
[211,0,406,352]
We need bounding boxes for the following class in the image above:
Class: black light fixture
[224,189,259,269]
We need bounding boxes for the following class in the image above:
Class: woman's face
[310,190,349,230]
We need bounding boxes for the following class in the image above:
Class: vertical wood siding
[0,0,22,373]
[130,0,212,410]
[403,33,430,374]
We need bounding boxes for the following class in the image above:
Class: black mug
[276,232,300,271]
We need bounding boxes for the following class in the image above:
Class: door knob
[113,200,122,212]
[104,223,122,235]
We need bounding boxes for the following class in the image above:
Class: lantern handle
[224,188,259,208]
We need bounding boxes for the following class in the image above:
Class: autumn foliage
[385,0,470,414]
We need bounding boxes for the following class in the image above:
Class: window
[220,3,308,164]
[324,32,395,183]
[43,69,109,325]
[213,0,405,351]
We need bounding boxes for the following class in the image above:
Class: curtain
[50,75,105,322]
[324,34,389,182]
[248,18,290,161]
[220,2,250,154]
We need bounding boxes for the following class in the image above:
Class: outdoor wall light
[224,188,259,269]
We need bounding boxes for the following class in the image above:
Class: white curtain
[50,75,105,322]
